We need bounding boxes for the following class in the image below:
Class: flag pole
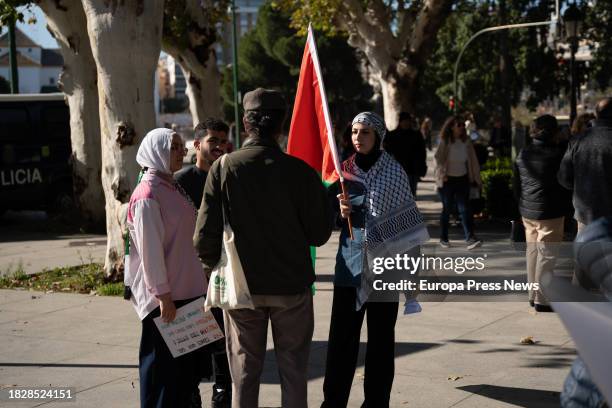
[307,24,354,240]
[339,181,354,240]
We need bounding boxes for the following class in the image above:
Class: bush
[481,157,518,219]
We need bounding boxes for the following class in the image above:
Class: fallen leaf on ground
[447,375,463,381]
[520,336,536,345]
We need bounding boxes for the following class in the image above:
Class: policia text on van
[0,93,73,215]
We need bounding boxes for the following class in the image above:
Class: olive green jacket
[194,136,333,295]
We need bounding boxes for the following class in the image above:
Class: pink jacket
[126,170,206,320]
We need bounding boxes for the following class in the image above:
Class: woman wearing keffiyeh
[321,112,429,408]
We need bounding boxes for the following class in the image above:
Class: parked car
[0,93,73,215]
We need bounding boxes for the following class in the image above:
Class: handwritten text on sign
[153,297,224,358]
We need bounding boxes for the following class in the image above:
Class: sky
[0,5,59,49]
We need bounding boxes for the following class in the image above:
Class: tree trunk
[184,52,222,125]
[39,0,104,229]
[164,48,222,125]
[378,65,418,130]
[162,0,223,126]
[81,0,164,277]
[339,0,452,129]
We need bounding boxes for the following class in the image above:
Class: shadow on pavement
[456,384,561,407]
[260,340,440,383]
[0,211,87,242]
[0,362,137,369]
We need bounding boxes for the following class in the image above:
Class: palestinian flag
[287,25,349,285]
[287,24,343,186]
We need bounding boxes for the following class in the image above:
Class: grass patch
[0,263,122,296]
[97,282,124,297]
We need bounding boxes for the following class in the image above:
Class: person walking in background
[514,115,571,312]
[322,112,428,408]
[489,115,511,157]
[194,88,333,408]
[384,112,427,198]
[175,118,231,408]
[558,97,612,231]
[435,116,483,249]
[340,122,356,161]
[125,128,207,408]
[465,112,478,140]
[420,116,433,151]
[469,130,488,217]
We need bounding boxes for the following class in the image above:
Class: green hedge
[480,157,518,219]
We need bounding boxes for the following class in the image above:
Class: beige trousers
[223,290,314,408]
[523,217,565,305]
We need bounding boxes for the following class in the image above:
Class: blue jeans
[439,175,474,241]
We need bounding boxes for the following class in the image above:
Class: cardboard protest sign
[154,297,224,358]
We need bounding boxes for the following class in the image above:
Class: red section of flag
[287,30,339,185]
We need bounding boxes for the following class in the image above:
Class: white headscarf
[136,128,175,173]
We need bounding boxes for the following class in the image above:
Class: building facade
[0,28,63,94]
[216,0,265,65]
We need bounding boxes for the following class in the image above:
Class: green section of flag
[309,177,335,296]
[310,246,316,295]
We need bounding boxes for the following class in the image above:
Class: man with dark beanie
[515,115,572,312]
[558,97,612,229]
[194,88,333,408]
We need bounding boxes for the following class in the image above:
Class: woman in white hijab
[125,128,208,408]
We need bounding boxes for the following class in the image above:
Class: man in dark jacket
[558,97,612,228]
[383,112,427,198]
[175,118,229,207]
[194,88,333,408]
[515,114,572,311]
[175,118,231,408]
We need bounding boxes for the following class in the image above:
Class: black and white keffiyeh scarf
[343,151,430,308]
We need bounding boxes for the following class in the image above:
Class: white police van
[0,93,73,215]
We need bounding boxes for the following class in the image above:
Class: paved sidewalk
[0,211,106,276]
[0,285,573,407]
[0,157,575,407]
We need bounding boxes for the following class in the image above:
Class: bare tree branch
[407,0,452,64]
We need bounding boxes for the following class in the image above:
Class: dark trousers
[139,298,205,408]
[210,307,231,388]
[407,174,419,200]
[322,286,398,408]
[439,175,474,241]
